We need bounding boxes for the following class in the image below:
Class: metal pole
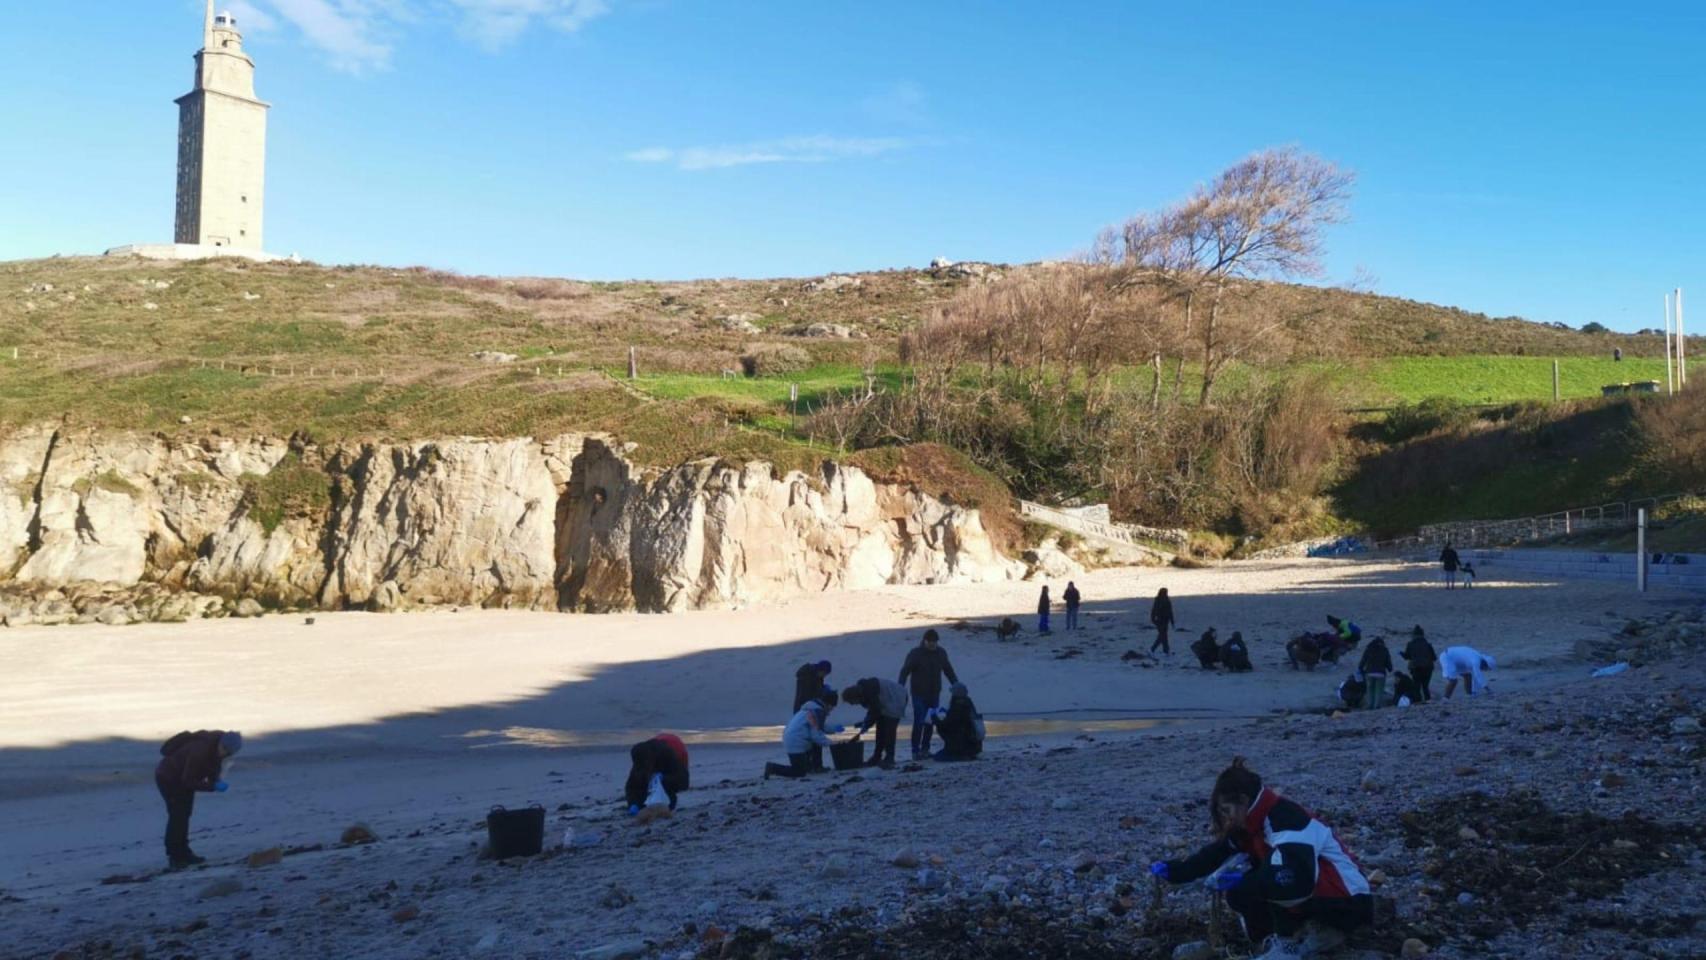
[1637,508,1648,593]
[1666,293,1675,395]
[1678,287,1686,388]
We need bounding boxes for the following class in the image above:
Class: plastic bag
[1591,662,1629,678]
[645,773,668,808]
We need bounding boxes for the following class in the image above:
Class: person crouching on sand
[1192,627,1222,670]
[1221,631,1253,672]
[1149,758,1372,960]
[765,690,841,779]
[625,733,690,815]
[155,729,242,869]
[931,683,984,762]
[843,677,909,769]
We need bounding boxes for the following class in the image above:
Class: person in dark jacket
[932,682,983,761]
[154,729,242,869]
[844,677,908,768]
[1149,759,1372,957]
[1192,627,1222,670]
[1402,626,1437,702]
[1286,633,1322,671]
[625,733,690,814]
[1338,673,1366,711]
[793,660,833,712]
[1392,670,1422,706]
[1358,637,1393,709]
[1150,588,1176,655]
[1440,543,1461,589]
[899,629,959,760]
[1062,581,1081,631]
[1036,585,1052,634]
[1221,631,1253,672]
[792,660,834,769]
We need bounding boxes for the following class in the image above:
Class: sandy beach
[1,558,1697,959]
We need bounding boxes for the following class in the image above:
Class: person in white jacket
[1438,646,1495,698]
[764,691,842,779]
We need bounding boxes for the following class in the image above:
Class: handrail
[1371,489,1702,552]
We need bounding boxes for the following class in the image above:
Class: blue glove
[826,724,846,734]
[627,804,641,816]
[1149,861,1169,880]
[1212,870,1243,891]
[213,780,229,793]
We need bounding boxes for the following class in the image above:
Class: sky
[1,1,1703,331]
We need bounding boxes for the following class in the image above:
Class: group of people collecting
[765,628,986,780]
[1328,624,1497,711]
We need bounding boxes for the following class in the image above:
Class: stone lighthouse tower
[174,2,268,250]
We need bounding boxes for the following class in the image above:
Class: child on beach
[1221,631,1253,672]
[1322,616,1362,662]
[1037,585,1053,634]
[625,733,690,814]
[793,660,832,712]
[1149,758,1372,959]
[1192,628,1222,670]
[155,729,242,869]
[843,677,909,768]
[931,682,984,761]
[1357,636,1392,709]
[765,690,840,779]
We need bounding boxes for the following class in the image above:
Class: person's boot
[168,853,205,870]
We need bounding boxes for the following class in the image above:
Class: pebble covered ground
[8,613,1705,960]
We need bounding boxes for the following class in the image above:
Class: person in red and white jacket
[1150,758,1372,960]
[624,733,689,814]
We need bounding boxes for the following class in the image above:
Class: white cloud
[627,136,910,171]
[447,0,611,49]
[258,0,396,71]
[236,0,610,71]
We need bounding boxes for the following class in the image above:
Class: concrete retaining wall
[1458,548,1706,590]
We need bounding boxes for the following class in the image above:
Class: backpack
[160,730,197,756]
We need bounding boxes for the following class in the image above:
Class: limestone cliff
[0,426,1017,624]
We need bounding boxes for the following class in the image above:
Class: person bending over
[932,683,984,761]
[1221,631,1254,672]
[1149,758,1372,959]
[843,677,909,769]
[625,733,690,815]
[1192,627,1222,670]
[1286,634,1321,672]
[1438,645,1495,698]
[155,729,243,869]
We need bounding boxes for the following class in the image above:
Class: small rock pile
[1577,608,1706,666]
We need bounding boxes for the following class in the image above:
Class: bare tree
[1114,147,1353,404]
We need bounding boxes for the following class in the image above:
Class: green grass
[1334,356,1670,406]
[626,364,905,409]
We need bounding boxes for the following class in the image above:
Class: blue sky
[2,1,1702,331]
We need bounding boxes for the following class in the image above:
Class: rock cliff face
[0,426,1016,624]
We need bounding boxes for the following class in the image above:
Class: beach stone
[566,828,605,848]
[981,875,1010,897]
[234,598,264,618]
[1401,938,1430,958]
[473,931,501,952]
[1457,826,1480,841]
[635,805,672,825]
[1672,717,1702,734]
[1037,838,1057,850]
[913,868,943,891]
[1367,868,1387,886]
[599,884,636,909]
[819,854,849,879]
[890,848,919,868]
[1172,941,1214,960]
[1051,797,1079,811]
[1069,852,1098,872]
[1360,770,1380,792]
[694,899,720,916]
[340,824,378,845]
[245,847,283,869]
[981,842,1004,857]
[1456,892,1475,906]
[392,904,420,923]
[197,878,242,900]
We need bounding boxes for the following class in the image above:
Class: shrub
[739,343,812,377]
[1382,396,1475,443]
[239,454,331,535]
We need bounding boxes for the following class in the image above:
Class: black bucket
[830,739,865,771]
[486,805,545,859]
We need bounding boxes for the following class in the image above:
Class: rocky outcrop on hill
[0,426,1017,624]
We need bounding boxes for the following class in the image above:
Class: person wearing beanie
[898,628,958,760]
[1149,758,1372,959]
[1438,646,1495,698]
[1402,626,1437,702]
[793,660,833,712]
[765,690,841,779]
[932,682,984,761]
[154,729,243,869]
[1357,637,1393,709]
